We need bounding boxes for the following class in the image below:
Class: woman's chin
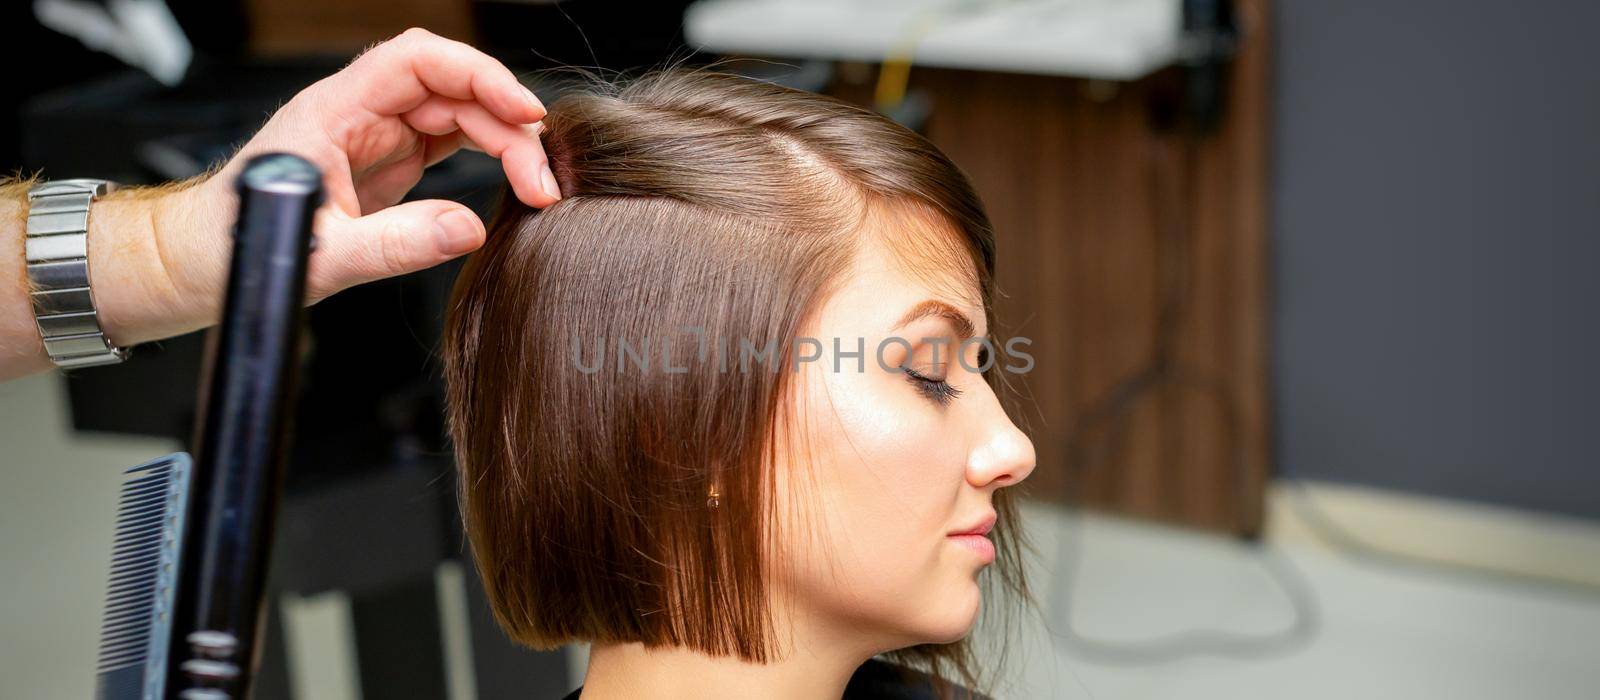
[913,582,984,645]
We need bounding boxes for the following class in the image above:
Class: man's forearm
[0,178,50,379]
[1,176,225,382]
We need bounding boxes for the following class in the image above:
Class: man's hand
[0,28,559,382]
[175,27,560,308]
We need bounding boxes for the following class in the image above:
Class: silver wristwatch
[25,179,132,368]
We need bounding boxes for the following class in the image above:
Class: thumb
[307,200,486,302]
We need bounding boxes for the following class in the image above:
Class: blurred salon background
[2,0,1596,698]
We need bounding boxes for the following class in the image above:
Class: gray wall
[1271,0,1600,519]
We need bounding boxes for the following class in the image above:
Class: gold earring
[707,483,721,509]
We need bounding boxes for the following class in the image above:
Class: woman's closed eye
[902,365,963,406]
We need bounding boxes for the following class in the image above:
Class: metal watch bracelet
[24,179,132,368]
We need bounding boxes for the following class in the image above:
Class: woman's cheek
[828,369,957,552]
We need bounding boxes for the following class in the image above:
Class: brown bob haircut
[441,69,1028,693]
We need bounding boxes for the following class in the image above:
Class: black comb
[94,452,193,700]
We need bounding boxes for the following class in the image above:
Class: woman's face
[768,218,1036,654]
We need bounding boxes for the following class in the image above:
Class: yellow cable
[874,10,948,111]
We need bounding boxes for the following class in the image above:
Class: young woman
[442,69,1037,700]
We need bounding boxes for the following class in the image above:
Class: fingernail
[541,166,562,200]
[522,86,544,114]
[433,209,482,256]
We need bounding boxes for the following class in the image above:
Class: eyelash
[902,366,963,406]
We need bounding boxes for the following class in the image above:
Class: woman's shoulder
[557,657,990,700]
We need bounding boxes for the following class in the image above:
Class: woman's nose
[966,410,1037,490]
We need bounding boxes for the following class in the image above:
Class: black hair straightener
[93,152,323,700]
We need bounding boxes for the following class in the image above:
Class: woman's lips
[948,512,997,563]
[948,533,996,563]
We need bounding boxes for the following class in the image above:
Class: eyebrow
[892,299,977,339]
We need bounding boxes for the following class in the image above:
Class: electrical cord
[1043,120,1323,664]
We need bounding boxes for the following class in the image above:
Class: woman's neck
[577,619,879,700]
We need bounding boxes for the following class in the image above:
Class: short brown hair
[441,69,1026,693]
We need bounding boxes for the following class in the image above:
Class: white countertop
[685,0,1183,81]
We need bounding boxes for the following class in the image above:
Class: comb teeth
[95,453,192,700]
